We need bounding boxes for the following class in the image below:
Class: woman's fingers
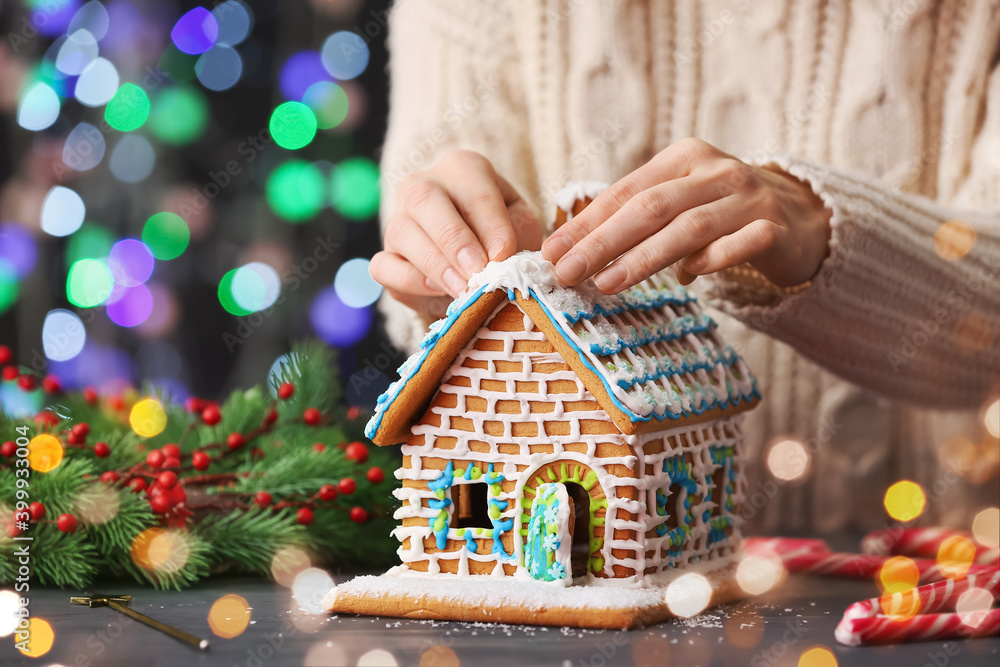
[369,251,448,297]
[398,177,488,279]
[551,176,716,285]
[382,213,469,297]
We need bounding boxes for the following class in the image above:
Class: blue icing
[428,461,454,493]
[428,497,452,510]
[461,529,479,553]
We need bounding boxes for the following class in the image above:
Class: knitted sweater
[377,0,1000,531]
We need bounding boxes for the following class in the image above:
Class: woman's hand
[371,150,542,319]
[541,138,832,293]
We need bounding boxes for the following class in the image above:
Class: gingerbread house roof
[366,252,760,445]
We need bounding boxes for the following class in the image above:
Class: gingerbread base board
[325,563,745,630]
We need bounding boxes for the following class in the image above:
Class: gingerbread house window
[450,482,491,529]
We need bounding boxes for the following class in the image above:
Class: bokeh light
[310,287,372,347]
[266,160,324,221]
[358,650,398,667]
[15,618,55,658]
[270,102,317,150]
[196,44,243,91]
[136,283,180,338]
[17,82,61,131]
[664,572,712,618]
[0,590,20,637]
[271,546,311,587]
[0,263,17,315]
[67,259,113,307]
[331,157,380,220]
[972,507,1000,547]
[69,1,110,41]
[878,555,920,596]
[107,284,153,327]
[105,83,150,131]
[130,397,167,438]
[766,439,810,482]
[292,568,334,614]
[934,219,976,260]
[171,7,219,55]
[883,480,926,522]
[320,31,370,80]
[985,399,1000,438]
[142,212,190,260]
[230,262,281,312]
[56,29,99,75]
[75,481,121,525]
[956,588,994,628]
[208,594,251,639]
[418,646,460,667]
[217,269,250,316]
[736,554,785,595]
[41,186,86,237]
[149,86,209,145]
[109,239,155,286]
[75,57,119,106]
[280,51,330,101]
[64,122,106,171]
[130,527,190,574]
[66,224,114,265]
[32,0,80,37]
[109,134,156,183]
[28,434,64,473]
[798,646,837,667]
[303,81,349,129]
[43,309,86,361]
[334,258,382,308]
[213,1,254,45]
[0,222,37,279]
[937,535,976,579]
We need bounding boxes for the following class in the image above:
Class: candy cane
[835,608,1000,646]
[862,528,1000,565]
[842,569,1000,621]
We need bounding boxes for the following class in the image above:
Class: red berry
[29,502,46,521]
[0,345,10,365]
[338,478,356,495]
[319,484,338,501]
[2,366,18,381]
[227,433,245,450]
[350,507,368,523]
[345,441,369,464]
[162,456,181,469]
[202,405,222,425]
[71,423,90,439]
[277,382,295,400]
[129,478,147,493]
[367,466,385,484]
[100,471,120,484]
[150,494,170,514]
[296,507,314,525]
[17,374,35,391]
[255,491,272,508]
[146,450,165,468]
[161,443,181,459]
[83,386,98,405]
[303,408,321,425]
[265,408,279,425]
[192,451,211,471]
[312,442,326,453]
[42,375,61,394]
[94,442,110,458]
[184,397,205,414]
[57,514,78,533]
[1,441,16,457]
[158,471,178,489]
[67,431,82,446]
[346,406,361,420]
[34,411,59,428]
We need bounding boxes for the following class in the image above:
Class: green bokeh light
[67,259,113,308]
[331,157,380,221]
[105,83,150,132]
[269,102,317,150]
[217,269,252,316]
[142,212,190,260]
[266,160,325,222]
[0,261,18,315]
[149,87,209,145]
[158,44,198,84]
[303,82,349,130]
[65,224,114,266]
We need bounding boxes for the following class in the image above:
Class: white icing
[553,181,609,213]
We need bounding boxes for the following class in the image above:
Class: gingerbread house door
[524,483,573,583]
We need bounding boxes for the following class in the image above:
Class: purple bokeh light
[309,287,372,347]
[279,51,330,101]
[32,0,81,38]
[171,7,219,55]
[0,222,38,279]
[107,284,153,327]
[48,342,132,393]
[108,239,154,286]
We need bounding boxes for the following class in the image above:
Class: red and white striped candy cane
[760,544,995,583]
[862,528,1000,565]
[842,568,1000,621]
[835,608,1000,646]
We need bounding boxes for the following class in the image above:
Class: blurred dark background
[0,0,402,416]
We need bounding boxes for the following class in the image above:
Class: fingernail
[443,268,467,295]
[487,239,506,260]
[685,256,705,274]
[595,263,628,292]
[425,277,444,292]
[542,235,573,261]
[457,246,486,276]
[556,253,588,284]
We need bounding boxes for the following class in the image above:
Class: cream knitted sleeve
[377,0,536,354]
[702,148,1000,409]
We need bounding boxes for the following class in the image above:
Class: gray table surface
[3,571,998,666]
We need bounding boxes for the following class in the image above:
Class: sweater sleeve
[377,0,537,354]
[701,150,1000,409]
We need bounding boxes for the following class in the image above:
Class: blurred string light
[65,224,113,265]
[797,646,837,667]
[266,160,324,221]
[270,102,317,150]
[109,239,154,286]
[213,1,253,45]
[109,134,155,183]
[934,219,976,261]
[358,650,398,667]
[985,398,1000,437]
[105,83,150,131]
[130,527,190,573]
[418,647,459,667]
[107,284,153,327]
[0,222,38,278]
[310,287,372,347]
[936,535,976,579]
[63,122,106,171]
[320,31,370,80]
[17,81,61,131]
[279,51,329,101]
[14,618,55,658]
[143,212,190,259]
[735,554,785,595]
[42,309,86,361]
[0,381,43,417]
[67,258,113,307]
[208,594,251,639]
[41,186,85,237]
[957,588,994,628]
[303,81,349,129]
[217,263,280,315]
[334,258,382,308]
[31,0,80,37]
[75,57,119,106]
[171,7,219,55]
[0,263,18,315]
[69,1,110,41]
[292,568,334,615]
[195,44,243,91]
[271,545,311,587]
[972,507,1000,547]
[130,397,167,438]
[331,157,380,220]
[664,572,712,618]
[765,438,809,482]
[883,480,926,522]
[149,86,209,145]
[47,341,131,393]
[137,283,180,337]
[56,29,99,75]
[0,590,20,637]
[28,434,64,473]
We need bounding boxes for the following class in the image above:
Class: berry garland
[0,341,399,589]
